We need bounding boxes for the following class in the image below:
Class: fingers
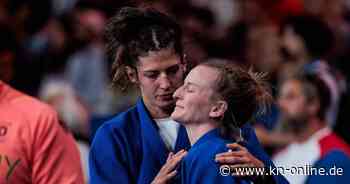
[230,164,255,169]
[164,170,177,180]
[155,170,178,184]
[216,150,246,158]
[215,155,250,164]
[215,143,247,158]
[167,150,187,169]
[167,152,174,162]
[153,151,187,184]
[162,150,187,172]
[173,149,186,157]
[226,143,247,152]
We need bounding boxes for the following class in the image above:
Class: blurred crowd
[1,0,350,183]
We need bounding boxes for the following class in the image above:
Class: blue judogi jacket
[89,99,288,184]
[306,150,350,184]
[179,128,252,184]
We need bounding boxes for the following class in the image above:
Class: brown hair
[200,59,273,139]
[105,7,183,92]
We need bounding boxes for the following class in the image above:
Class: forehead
[137,48,181,71]
[185,65,219,88]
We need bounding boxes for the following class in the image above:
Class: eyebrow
[141,64,180,73]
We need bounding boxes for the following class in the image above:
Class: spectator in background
[39,79,90,181]
[274,72,350,184]
[65,8,115,116]
[280,15,344,127]
[254,15,346,153]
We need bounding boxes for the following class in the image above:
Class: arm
[32,107,84,184]
[215,125,289,184]
[89,125,131,184]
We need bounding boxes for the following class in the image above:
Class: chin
[170,112,182,122]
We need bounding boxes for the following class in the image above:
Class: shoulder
[307,150,350,184]
[96,105,139,135]
[317,149,350,166]
[8,88,55,114]
[319,131,350,157]
[91,105,140,149]
[184,138,228,169]
[180,138,235,184]
[3,86,63,129]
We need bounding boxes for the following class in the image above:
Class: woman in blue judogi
[171,60,277,184]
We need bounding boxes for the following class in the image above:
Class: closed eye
[144,71,159,79]
[184,84,195,93]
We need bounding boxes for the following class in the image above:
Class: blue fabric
[89,98,288,183]
[241,124,289,184]
[179,129,251,184]
[89,99,190,184]
[306,150,350,184]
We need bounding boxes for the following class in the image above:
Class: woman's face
[171,65,219,124]
[132,48,185,118]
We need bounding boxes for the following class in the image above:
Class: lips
[157,93,174,100]
[175,103,184,109]
[160,94,172,97]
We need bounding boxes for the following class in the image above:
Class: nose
[159,74,171,90]
[173,86,183,100]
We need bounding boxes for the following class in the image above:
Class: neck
[184,121,218,145]
[295,117,326,143]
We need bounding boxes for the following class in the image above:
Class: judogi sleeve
[89,124,132,184]
[242,125,289,184]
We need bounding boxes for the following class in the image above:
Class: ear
[125,66,138,83]
[209,100,228,119]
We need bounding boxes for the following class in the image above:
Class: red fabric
[257,0,304,24]
[319,132,350,158]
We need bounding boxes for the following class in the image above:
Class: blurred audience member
[280,15,344,126]
[274,72,350,184]
[38,77,91,181]
[64,8,114,116]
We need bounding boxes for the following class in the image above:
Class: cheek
[186,97,210,114]
[139,79,157,95]
[289,101,305,114]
